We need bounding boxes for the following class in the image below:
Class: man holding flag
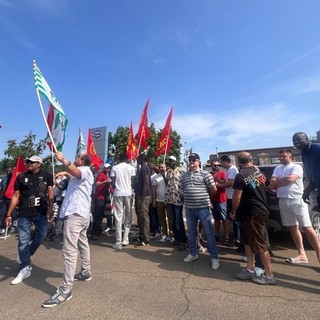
[43,151,94,308]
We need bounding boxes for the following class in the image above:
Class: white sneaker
[112,244,123,250]
[160,235,169,243]
[11,266,32,285]
[183,254,198,263]
[199,245,207,253]
[254,267,265,277]
[211,258,220,270]
[122,240,129,246]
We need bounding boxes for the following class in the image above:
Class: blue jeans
[167,204,186,244]
[185,207,219,259]
[227,199,242,242]
[18,215,48,269]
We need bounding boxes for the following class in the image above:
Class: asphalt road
[0,227,319,320]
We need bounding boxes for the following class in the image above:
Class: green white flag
[33,60,68,151]
[76,127,86,157]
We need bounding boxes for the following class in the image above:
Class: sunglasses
[26,161,38,165]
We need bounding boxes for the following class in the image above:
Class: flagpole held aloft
[36,88,58,152]
[33,60,68,153]
[33,60,57,153]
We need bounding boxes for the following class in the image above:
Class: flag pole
[162,134,170,165]
[34,82,57,153]
[51,152,55,178]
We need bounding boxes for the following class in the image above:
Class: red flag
[156,107,173,156]
[45,104,54,151]
[86,129,104,171]
[126,122,138,161]
[4,156,27,199]
[137,99,150,150]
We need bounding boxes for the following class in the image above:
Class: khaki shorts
[279,198,311,227]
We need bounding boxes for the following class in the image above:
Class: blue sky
[1,0,320,163]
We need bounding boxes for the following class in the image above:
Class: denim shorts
[211,202,228,221]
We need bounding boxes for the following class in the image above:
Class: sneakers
[183,254,198,263]
[251,274,277,285]
[122,240,129,246]
[135,240,149,246]
[235,268,255,280]
[211,258,220,270]
[42,289,73,308]
[160,235,169,243]
[74,271,92,281]
[0,233,10,240]
[112,243,123,250]
[199,245,207,253]
[254,267,265,277]
[134,237,149,246]
[11,266,32,285]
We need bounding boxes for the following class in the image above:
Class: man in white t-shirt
[268,149,320,264]
[218,155,239,246]
[43,152,94,308]
[110,152,136,250]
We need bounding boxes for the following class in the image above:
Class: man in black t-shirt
[5,155,54,285]
[230,152,276,285]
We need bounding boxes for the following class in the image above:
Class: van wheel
[311,210,320,238]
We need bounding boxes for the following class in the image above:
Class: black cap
[188,153,200,160]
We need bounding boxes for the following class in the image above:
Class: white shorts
[279,198,311,227]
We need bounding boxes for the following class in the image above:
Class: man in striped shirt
[180,153,220,270]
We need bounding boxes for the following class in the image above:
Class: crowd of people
[1,131,320,307]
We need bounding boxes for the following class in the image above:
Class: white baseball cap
[27,155,42,164]
[168,155,177,162]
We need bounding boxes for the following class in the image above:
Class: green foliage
[0,131,53,173]
[108,123,182,166]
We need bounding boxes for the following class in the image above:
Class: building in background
[90,126,108,162]
[205,130,320,170]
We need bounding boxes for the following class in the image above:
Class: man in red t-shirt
[210,161,229,245]
[91,164,112,240]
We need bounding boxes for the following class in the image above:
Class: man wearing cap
[110,152,136,250]
[91,163,112,240]
[5,155,54,285]
[43,151,94,307]
[180,153,220,270]
[166,155,187,250]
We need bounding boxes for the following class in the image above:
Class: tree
[108,123,182,165]
[0,131,52,172]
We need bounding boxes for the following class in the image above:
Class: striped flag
[76,127,86,157]
[33,60,68,151]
